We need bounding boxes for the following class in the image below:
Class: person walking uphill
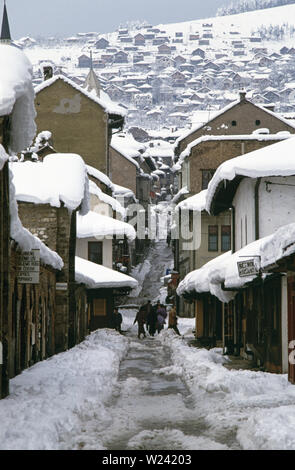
[146,300,157,337]
[134,305,147,339]
[113,307,123,333]
[168,305,180,335]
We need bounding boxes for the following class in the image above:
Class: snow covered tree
[217,0,295,16]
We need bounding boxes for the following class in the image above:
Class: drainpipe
[231,205,235,253]
[255,178,262,240]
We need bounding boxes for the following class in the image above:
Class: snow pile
[10,153,90,215]
[75,256,138,290]
[0,329,128,450]
[0,44,36,152]
[89,180,126,219]
[176,190,207,212]
[159,330,295,450]
[260,222,295,269]
[0,144,8,170]
[77,210,136,242]
[206,136,295,213]
[35,75,126,117]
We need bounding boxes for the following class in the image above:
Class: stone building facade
[35,76,124,175]
[35,78,109,173]
[175,93,295,157]
[109,145,137,195]
[17,203,88,353]
[0,157,9,398]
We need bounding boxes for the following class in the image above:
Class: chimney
[239,90,247,101]
[43,65,53,81]
[263,104,275,112]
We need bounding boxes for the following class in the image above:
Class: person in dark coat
[133,305,147,339]
[113,307,123,333]
[147,302,158,337]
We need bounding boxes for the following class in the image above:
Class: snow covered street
[1,236,295,450]
[1,304,295,450]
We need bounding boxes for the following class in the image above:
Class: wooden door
[287,276,295,384]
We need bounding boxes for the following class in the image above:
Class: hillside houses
[59,21,295,132]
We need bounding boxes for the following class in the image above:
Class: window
[88,241,103,265]
[255,119,261,126]
[202,169,215,190]
[208,225,218,251]
[221,225,231,251]
[231,120,237,126]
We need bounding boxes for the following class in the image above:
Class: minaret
[84,51,101,97]
[1,1,11,44]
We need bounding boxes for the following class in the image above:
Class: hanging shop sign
[237,259,259,278]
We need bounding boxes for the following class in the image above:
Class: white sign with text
[18,249,40,284]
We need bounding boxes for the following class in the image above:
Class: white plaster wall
[233,178,256,251]
[259,176,295,238]
[76,237,113,268]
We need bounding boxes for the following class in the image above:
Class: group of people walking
[133,300,180,339]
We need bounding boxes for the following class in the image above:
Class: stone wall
[17,202,77,353]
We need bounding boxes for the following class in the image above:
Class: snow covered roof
[75,256,138,290]
[112,183,137,201]
[176,190,207,212]
[89,180,126,219]
[86,165,114,190]
[177,132,292,168]
[171,186,189,204]
[177,251,233,303]
[0,44,36,153]
[35,75,126,117]
[206,136,295,215]
[10,153,89,215]
[77,211,136,242]
[7,159,63,271]
[111,133,144,167]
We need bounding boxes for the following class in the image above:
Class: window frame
[88,241,103,265]
[221,225,231,252]
[208,225,219,252]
